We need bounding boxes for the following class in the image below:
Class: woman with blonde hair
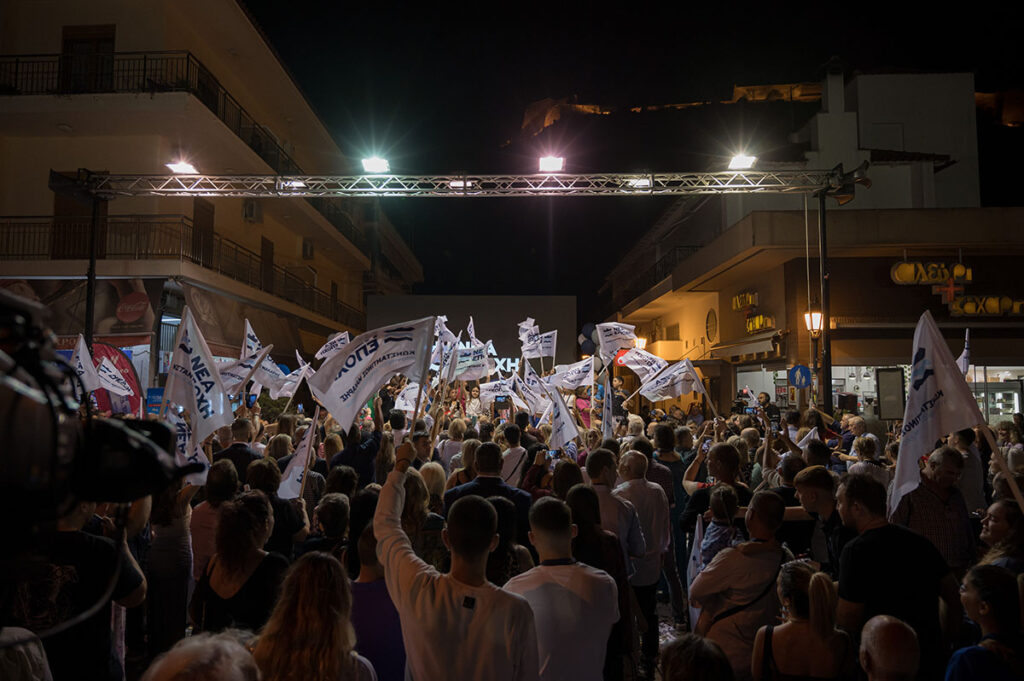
[751,561,851,680]
[252,552,376,680]
[267,433,292,461]
[438,417,467,472]
[446,438,480,490]
[418,461,446,514]
[401,468,448,570]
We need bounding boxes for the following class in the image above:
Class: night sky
[241,3,1022,325]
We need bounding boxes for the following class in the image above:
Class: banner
[394,381,420,415]
[453,342,491,381]
[71,333,101,393]
[639,359,705,402]
[518,317,539,342]
[278,406,320,500]
[596,322,636,365]
[513,374,550,415]
[522,330,557,359]
[96,357,133,396]
[166,411,209,486]
[889,311,984,515]
[315,331,351,361]
[91,342,145,417]
[478,378,528,411]
[619,347,668,382]
[545,356,594,391]
[308,317,434,431]
[602,370,615,439]
[165,307,233,444]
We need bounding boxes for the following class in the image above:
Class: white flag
[165,307,233,444]
[70,333,101,393]
[394,382,420,415]
[241,319,262,360]
[602,370,615,440]
[518,317,539,342]
[596,322,636,365]
[278,406,320,500]
[485,340,500,377]
[269,363,313,400]
[435,316,457,345]
[218,347,271,395]
[467,316,480,345]
[453,342,492,381]
[512,373,550,415]
[308,317,434,430]
[540,380,581,450]
[639,359,705,402]
[620,347,668,382]
[522,330,557,359]
[956,329,970,377]
[479,378,528,411]
[166,410,209,486]
[889,311,985,515]
[741,385,758,408]
[545,356,594,391]
[96,357,134,396]
[315,331,351,361]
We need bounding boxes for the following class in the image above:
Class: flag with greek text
[540,380,581,450]
[639,359,705,402]
[316,331,351,361]
[97,357,133,396]
[71,333,101,393]
[279,406,320,500]
[596,322,636,365]
[518,317,539,342]
[602,370,615,440]
[453,342,491,381]
[166,410,209,485]
[545,356,594,391]
[522,330,557,359]
[889,311,984,515]
[309,318,434,431]
[956,329,970,377]
[620,347,668,382]
[166,307,233,444]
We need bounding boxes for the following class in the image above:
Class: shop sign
[745,313,775,334]
[951,295,1024,317]
[731,291,759,311]
[890,261,972,286]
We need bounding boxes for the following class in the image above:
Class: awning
[709,330,779,360]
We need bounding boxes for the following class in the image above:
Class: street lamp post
[817,191,833,415]
[804,309,823,406]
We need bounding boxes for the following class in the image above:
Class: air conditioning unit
[242,199,263,223]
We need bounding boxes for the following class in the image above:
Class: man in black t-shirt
[792,465,855,579]
[212,418,260,485]
[836,473,961,680]
[11,500,146,681]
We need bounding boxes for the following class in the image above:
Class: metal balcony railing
[0,50,368,255]
[613,245,700,308]
[0,215,365,330]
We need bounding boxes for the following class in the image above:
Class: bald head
[859,615,919,681]
[618,450,648,480]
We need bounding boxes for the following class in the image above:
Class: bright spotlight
[166,161,198,174]
[361,157,390,173]
[539,156,565,172]
[627,178,652,188]
[728,154,757,170]
[448,179,475,189]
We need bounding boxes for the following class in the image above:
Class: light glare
[361,157,390,173]
[628,178,652,188]
[804,311,823,334]
[539,156,565,172]
[166,161,198,174]
[448,180,475,189]
[728,154,757,170]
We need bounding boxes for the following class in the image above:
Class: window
[61,25,115,93]
[302,237,314,260]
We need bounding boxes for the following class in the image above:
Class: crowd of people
[4,374,1024,681]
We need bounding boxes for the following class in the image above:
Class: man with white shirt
[375,441,540,681]
[614,451,669,675]
[585,449,645,578]
[504,498,619,681]
[501,424,530,487]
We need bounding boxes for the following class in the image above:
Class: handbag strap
[710,549,786,627]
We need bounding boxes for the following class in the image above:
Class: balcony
[0,215,365,330]
[0,50,368,255]
[612,245,699,310]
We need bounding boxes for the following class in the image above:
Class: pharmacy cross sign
[931,278,964,304]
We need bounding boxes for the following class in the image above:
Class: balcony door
[191,199,215,268]
[60,25,115,93]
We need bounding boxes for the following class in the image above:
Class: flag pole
[236,345,274,401]
[981,426,1024,512]
[298,406,321,498]
[621,361,672,408]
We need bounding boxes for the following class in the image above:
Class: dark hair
[966,564,1020,632]
[230,418,252,441]
[246,457,281,495]
[552,460,584,500]
[660,634,734,681]
[750,491,786,532]
[780,455,807,483]
[151,477,184,527]
[277,414,297,440]
[600,438,621,456]
[956,427,976,446]
[504,424,522,446]
[413,419,427,431]
[475,442,503,474]
[708,443,741,478]
[205,460,239,506]
[778,561,838,639]
[630,436,654,459]
[839,473,887,517]
[529,497,572,536]
[709,484,738,521]
[412,430,430,445]
[216,491,272,574]
[585,448,616,480]
[653,424,676,451]
[794,465,835,494]
[389,409,406,430]
[805,441,832,468]
[785,410,801,426]
[356,524,380,570]
[447,496,497,558]
[316,493,350,538]
[566,484,608,570]
[326,465,359,497]
[346,488,379,578]
[675,426,692,447]
[515,411,531,429]
[479,421,495,442]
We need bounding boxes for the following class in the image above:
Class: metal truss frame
[89,169,841,198]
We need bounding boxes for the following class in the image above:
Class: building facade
[0,0,422,388]
[603,70,1024,423]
